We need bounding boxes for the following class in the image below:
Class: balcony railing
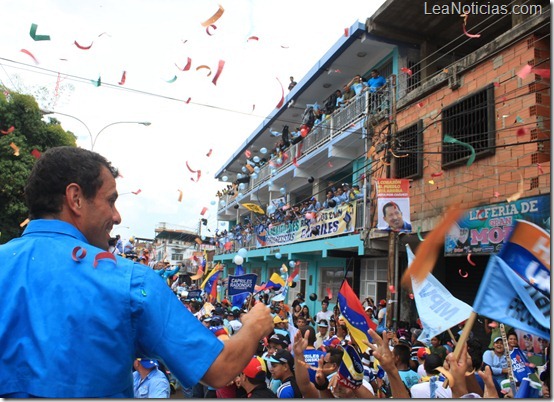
[218,86,390,211]
[214,199,367,255]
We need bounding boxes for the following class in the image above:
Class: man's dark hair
[393,344,411,365]
[24,147,118,219]
[466,338,484,370]
[382,201,401,217]
[328,348,344,366]
[298,325,316,346]
[424,353,443,374]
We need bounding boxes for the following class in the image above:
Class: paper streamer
[177,189,183,202]
[431,171,443,177]
[166,75,177,83]
[1,126,15,135]
[517,64,533,79]
[247,36,259,42]
[443,134,476,166]
[72,246,87,262]
[201,5,224,27]
[467,253,476,266]
[462,24,481,38]
[400,67,413,76]
[186,161,198,173]
[118,71,126,85]
[20,49,39,64]
[196,65,212,76]
[176,57,192,71]
[93,251,117,268]
[91,76,101,87]
[458,269,469,278]
[19,218,30,227]
[275,77,284,108]
[206,149,212,157]
[10,142,20,156]
[29,23,50,41]
[131,189,141,195]
[211,60,225,85]
[205,24,217,36]
[74,40,93,50]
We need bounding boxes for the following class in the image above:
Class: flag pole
[442,311,478,388]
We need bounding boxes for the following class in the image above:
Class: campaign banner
[445,194,550,256]
[375,178,412,232]
[187,289,202,299]
[227,273,258,296]
[255,203,356,247]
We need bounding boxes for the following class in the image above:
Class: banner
[375,178,412,232]
[255,203,356,247]
[407,244,473,344]
[445,194,550,256]
[227,273,258,297]
[472,255,550,340]
[187,289,202,299]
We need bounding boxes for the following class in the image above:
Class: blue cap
[138,359,159,369]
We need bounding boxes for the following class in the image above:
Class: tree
[0,91,76,243]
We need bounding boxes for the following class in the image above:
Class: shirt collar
[22,219,89,243]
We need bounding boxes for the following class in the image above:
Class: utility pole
[385,74,398,330]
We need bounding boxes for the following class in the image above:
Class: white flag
[407,245,473,344]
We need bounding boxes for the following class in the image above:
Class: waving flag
[265,272,285,291]
[204,269,221,299]
[337,344,364,390]
[337,280,376,348]
[287,263,300,286]
[408,244,473,344]
[200,263,222,289]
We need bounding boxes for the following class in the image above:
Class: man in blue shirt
[133,359,170,398]
[0,146,274,398]
[368,69,387,92]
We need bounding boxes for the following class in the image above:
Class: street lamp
[40,109,151,150]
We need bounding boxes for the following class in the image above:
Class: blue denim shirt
[133,368,170,398]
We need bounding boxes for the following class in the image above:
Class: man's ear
[65,183,84,216]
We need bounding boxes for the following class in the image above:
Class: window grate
[395,120,423,179]
[530,177,539,189]
[442,85,495,168]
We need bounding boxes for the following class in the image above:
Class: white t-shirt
[410,378,452,398]
[315,309,333,323]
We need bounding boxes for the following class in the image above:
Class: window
[171,253,183,261]
[395,120,423,179]
[287,262,307,302]
[359,258,388,302]
[442,85,495,168]
[318,267,352,302]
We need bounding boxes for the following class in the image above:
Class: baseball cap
[213,307,226,316]
[272,294,285,302]
[243,356,267,380]
[137,359,159,369]
[273,316,288,324]
[267,349,294,370]
[269,333,290,348]
[417,347,431,360]
[493,336,503,343]
[317,319,329,328]
[379,299,387,307]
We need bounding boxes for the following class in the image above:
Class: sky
[0,0,386,241]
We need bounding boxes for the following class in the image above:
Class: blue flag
[229,272,257,308]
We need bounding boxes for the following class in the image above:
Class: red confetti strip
[176,57,192,71]
[201,4,225,27]
[537,163,544,174]
[343,27,349,37]
[493,82,500,87]
[177,189,183,202]
[10,142,20,156]
[245,150,251,158]
[186,161,198,173]
[462,24,480,38]
[31,149,41,159]
[458,269,469,278]
[205,24,217,36]
[200,207,208,215]
[190,170,202,182]
[247,36,259,42]
[532,68,550,79]
[408,293,414,300]
[292,157,299,167]
[467,253,476,266]
[74,40,93,50]
[327,161,333,168]
[517,64,533,79]
[326,287,333,300]
[251,104,255,113]
[185,97,191,104]
[206,149,213,157]
[212,60,225,85]
[196,65,212,76]
[275,77,284,108]
[431,171,443,177]
[20,49,39,64]
[118,71,126,85]
[72,246,87,262]
[131,189,142,195]
[1,126,15,135]
[93,251,117,268]
[400,67,413,76]
[417,102,424,108]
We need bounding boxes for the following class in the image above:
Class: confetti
[19,218,30,227]
[417,226,424,241]
[72,246,87,262]
[211,60,225,85]
[29,23,50,41]
[327,161,333,168]
[205,24,217,36]
[275,77,284,108]
[516,64,533,79]
[185,97,192,104]
[515,116,524,123]
[458,269,469,278]
[408,293,414,300]
[493,191,500,198]
[400,67,413,76]
[91,76,101,87]
[74,40,93,50]
[506,175,524,203]
[443,134,475,166]
[131,189,141,195]
[31,149,41,159]
[201,4,224,27]
[343,27,349,37]
[206,149,213,157]
[516,127,530,136]
[389,285,396,294]
[245,150,251,158]
[428,180,435,185]
[200,207,208,215]
[196,65,212,76]
[537,163,544,174]
[1,126,15,135]
[177,189,183,202]
[467,253,476,266]
[166,75,177,83]
[20,49,39,64]
[176,57,192,71]
[118,71,126,85]
[10,142,20,156]
[326,287,333,300]
[247,36,259,42]
[93,251,117,268]
[462,24,480,38]
[493,82,500,87]
[185,161,198,173]
[431,171,443,177]
[190,171,202,182]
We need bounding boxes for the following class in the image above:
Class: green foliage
[0,91,76,243]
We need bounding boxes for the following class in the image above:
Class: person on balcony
[368,69,386,92]
[346,74,369,96]
[322,190,336,209]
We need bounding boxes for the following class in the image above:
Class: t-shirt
[276,376,302,398]
[0,219,224,398]
[410,377,452,398]
[303,349,326,383]
[398,369,419,389]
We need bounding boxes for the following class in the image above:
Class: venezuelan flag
[200,263,221,289]
[337,280,377,349]
[265,272,285,290]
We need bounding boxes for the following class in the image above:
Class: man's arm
[200,302,273,388]
[292,330,320,398]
